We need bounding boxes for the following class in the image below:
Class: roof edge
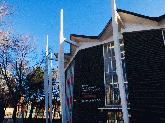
[70,34,98,40]
[117,9,159,22]
[70,9,165,41]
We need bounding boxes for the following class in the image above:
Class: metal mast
[49,53,53,123]
[111,0,129,123]
[44,35,49,123]
[58,9,66,123]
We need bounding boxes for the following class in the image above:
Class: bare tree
[0,2,46,123]
[0,2,15,121]
[0,4,38,123]
[0,32,37,122]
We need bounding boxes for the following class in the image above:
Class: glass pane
[111,48,115,57]
[120,45,124,52]
[113,74,118,83]
[112,59,116,71]
[104,45,108,58]
[107,45,112,58]
[111,42,114,47]
[105,73,112,84]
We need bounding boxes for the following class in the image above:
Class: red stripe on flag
[67,75,74,85]
[67,97,69,106]
[67,78,70,85]
[70,96,73,107]
[69,118,72,123]
[71,76,74,84]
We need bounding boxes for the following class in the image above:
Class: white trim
[98,107,130,110]
[122,24,162,33]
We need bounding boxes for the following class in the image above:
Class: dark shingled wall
[73,45,106,123]
[123,29,165,123]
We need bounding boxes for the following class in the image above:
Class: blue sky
[6,0,165,55]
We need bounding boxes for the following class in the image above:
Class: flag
[65,62,74,123]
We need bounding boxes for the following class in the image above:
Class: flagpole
[44,35,49,123]
[111,0,129,123]
[49,53,53,123]
[58,9,66,123]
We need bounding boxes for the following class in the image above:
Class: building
[64,9,165,123]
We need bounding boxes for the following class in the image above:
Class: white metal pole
[58,9,66,123]
[44,35,49,123]
[111,0,129,123]
[49,53,53,123]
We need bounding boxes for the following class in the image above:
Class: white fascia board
[78,33,122,50]
[122,23,162,33]
[120,13,161,32]
[64,34,123,70]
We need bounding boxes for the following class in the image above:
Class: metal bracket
[117,13,125,29]
[64,40,79,47]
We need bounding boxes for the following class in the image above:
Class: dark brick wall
[123,29,165,123]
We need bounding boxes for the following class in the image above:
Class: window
[104,41,128,105]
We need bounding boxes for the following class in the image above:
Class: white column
[44,35,49,123]
[49,53,53,123]
[58,9,66,123]
[111,0,129,123]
